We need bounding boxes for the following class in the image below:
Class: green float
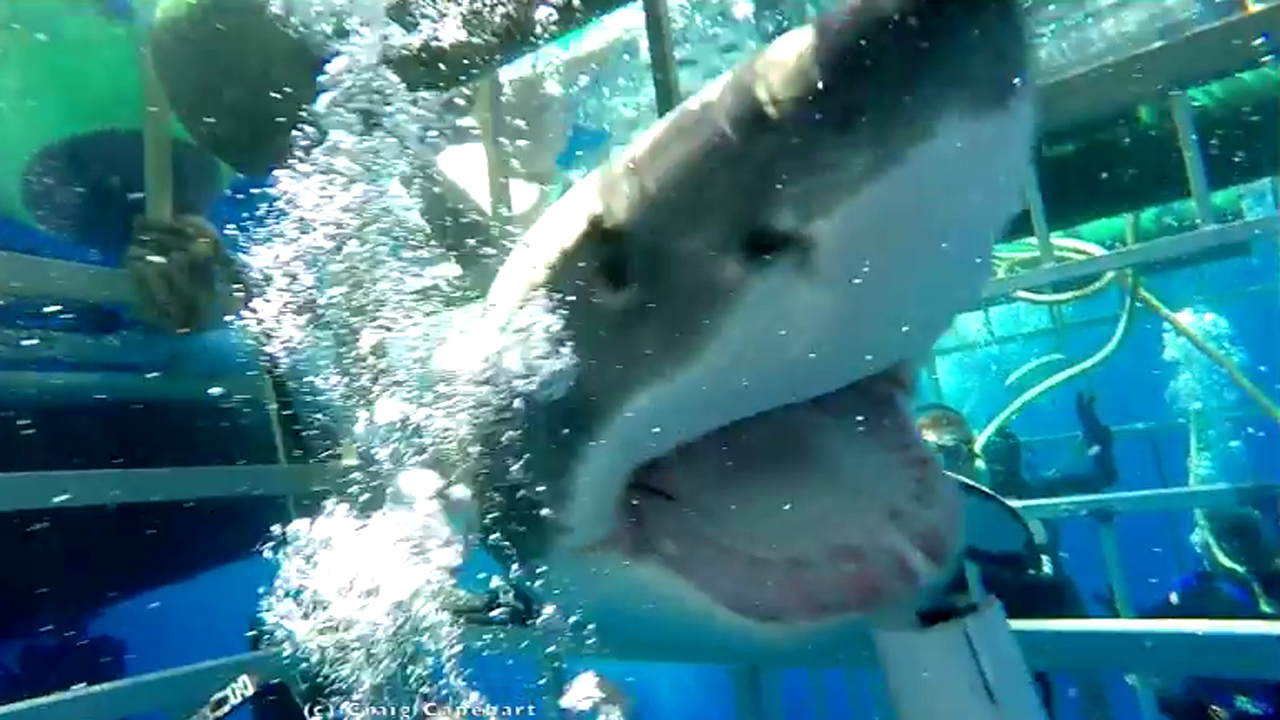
[0,2,234,252]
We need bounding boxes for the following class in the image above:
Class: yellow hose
[1137,288,1280,421]
[977,227,1280,608]
[976,230,1280,455]
[974,274,1136,455]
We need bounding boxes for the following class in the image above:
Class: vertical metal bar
[139,41,174,224]
[1169,92,1215,226]
[1025,173,1056,267]
[1095,514,1160,720]
[925,354,945,403]
[860,668,893,720]
[641,0,681,116]
[476,76,512,222]
[1024,170,1068,352]
[807,670,831,720]
[538,652,566,718]
[753,0,795,41]
[732,666,766,720]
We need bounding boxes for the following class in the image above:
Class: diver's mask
[925,437,978,475]
[916,404,978,476]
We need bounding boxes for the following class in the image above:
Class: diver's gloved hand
[982,427,1025,492]
[1075,391,1113,449]
[1075,391,1118,489]
[126,215,248,334]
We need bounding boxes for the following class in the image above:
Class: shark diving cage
[0,0,1278,719]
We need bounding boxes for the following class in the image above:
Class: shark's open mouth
[602,365,962,624]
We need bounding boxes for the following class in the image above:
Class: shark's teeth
[592,362,962,624]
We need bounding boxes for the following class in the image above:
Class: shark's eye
[583,216,634,293]
[597,244,631,292]
[741,228,806,265]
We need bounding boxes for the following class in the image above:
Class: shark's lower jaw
[596,366,961,624]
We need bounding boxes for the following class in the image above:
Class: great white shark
[439,0,1037,660]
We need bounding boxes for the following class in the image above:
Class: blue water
[2,5,1278,713]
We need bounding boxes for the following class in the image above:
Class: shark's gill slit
[628,481,678,503]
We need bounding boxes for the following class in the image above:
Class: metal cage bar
[641,0,681,115]
[2,482,1277,720]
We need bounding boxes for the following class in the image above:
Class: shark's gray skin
[440,0,1037,659]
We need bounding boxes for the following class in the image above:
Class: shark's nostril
[629,482,678,502]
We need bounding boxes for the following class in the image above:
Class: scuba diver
[917,392,1118,501]
[1098,506,1279,720]
[915,392,1119,720]
[441,578,542,628]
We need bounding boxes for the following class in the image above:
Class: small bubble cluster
[1160,306,1250,487]
[1159,306,1254,561]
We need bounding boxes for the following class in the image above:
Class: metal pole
[1095,513,1161,720]
[806,670,831,720]
[753,0,795,42]
[537,652,565,718]
[1168,90,1217,309]
[731,666,766,720]
[641,0,681,116]
[1024,172,1069,352]
[1026,172,1056,267]
[925,354,945,403]
[475,75,513,222]
[1169,92,1216,226]
[858,668,894,720]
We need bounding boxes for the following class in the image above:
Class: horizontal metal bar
[0,463,342,513]
[10,215,1270,318]
[937,278,1277,356]
[5,617,1274,720]
[556,617,1280,674]
[1039,4,1280,133]
[1015,410,1259,446]
[0,650,283,720]
[0,371,266,402]
[0,462,1268,519]
[1012,482,1280,520]
[982,215,1277,305]
[0,252,136,306]
[1012,617,1280,681]
[0,329,162,364]
[2,481,1277,720]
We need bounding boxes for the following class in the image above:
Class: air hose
[973,230,1280,456]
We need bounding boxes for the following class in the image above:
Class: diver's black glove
[982,427,1025,493]
[1075,392,1113,450]
[1076,391,1118,490]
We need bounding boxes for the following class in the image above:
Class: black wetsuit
[970,394,1119,715]
[451,581,540,627]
